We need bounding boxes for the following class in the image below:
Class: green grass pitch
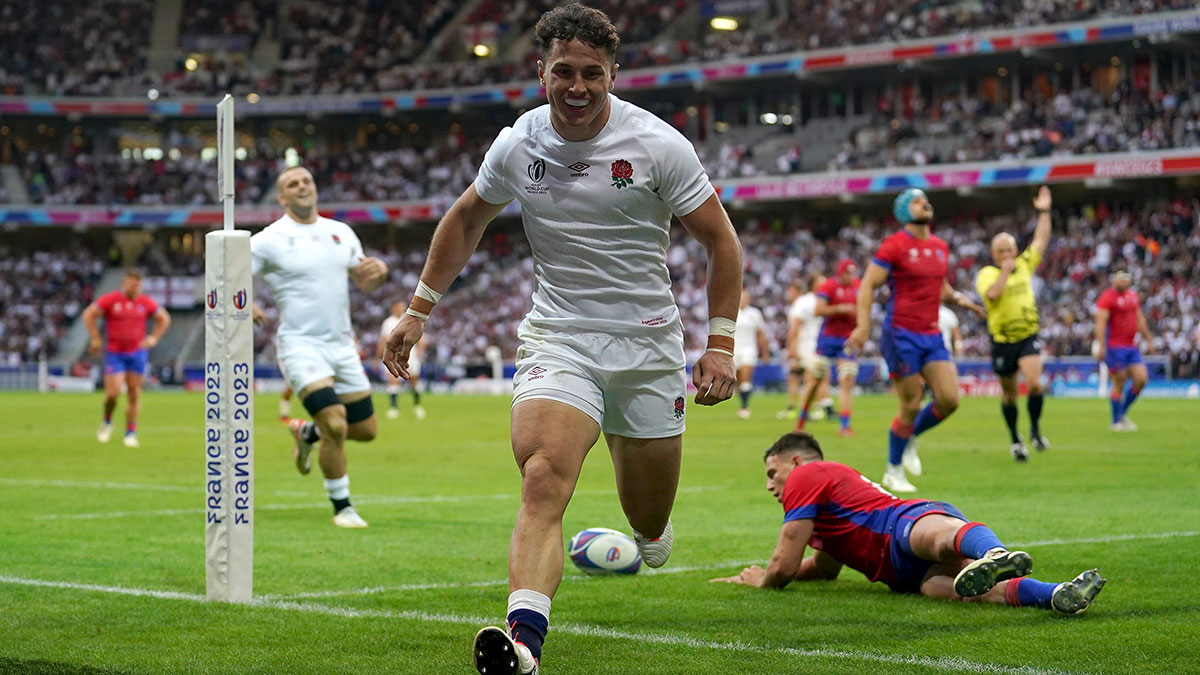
[1,390,1197,674]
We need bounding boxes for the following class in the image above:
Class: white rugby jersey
[938,304,960,353]
[789,293,820,356]
[474,94,714,335]
[251,214,363,341]
[735,305,766,353]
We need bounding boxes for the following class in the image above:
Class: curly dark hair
[763,431,824,463]
[534,3,620,62]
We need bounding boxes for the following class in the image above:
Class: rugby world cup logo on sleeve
[207,289,218,309]
[611,159,633,189]
[233,289,247,310]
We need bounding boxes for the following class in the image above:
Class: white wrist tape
[415,280,443,304]
[708,317,736,339]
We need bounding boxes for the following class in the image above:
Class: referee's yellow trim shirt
[975,246,1041,343]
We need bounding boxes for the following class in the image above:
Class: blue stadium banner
[701,0,767,17]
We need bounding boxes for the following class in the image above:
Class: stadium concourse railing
[3,147,1199,227]
[2,9,1199,118]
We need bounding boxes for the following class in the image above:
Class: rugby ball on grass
[567,527,642,575]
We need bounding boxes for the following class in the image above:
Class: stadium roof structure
[4,148,1198,227]
[1,9,1198,118]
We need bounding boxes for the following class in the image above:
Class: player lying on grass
[711,431,1106,615]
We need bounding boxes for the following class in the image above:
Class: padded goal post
[205,94,254,603]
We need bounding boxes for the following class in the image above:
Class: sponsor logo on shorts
[673,395,685,420]
[527,366,547,382]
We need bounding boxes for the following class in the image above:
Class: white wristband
[405,307,429,321]
[706,347,734,358]
[708,317,736,339]
[416,280,443,304]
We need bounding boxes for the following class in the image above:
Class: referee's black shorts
[990,334,1041,376]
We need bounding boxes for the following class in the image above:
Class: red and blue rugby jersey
[782,461,921,584]
[815,277,859,338]
[871,230,949,334]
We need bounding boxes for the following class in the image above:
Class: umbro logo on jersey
[568,161,590,177]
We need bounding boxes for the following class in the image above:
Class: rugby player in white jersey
[376,301,425,420]
[251,166,388,528]
[381,5,742,673]
[733,290,770,419]
[780,273,833,420]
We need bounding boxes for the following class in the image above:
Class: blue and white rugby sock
[507,589,550,662]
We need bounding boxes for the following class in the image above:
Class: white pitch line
[263,529,1200,601]
[0,478,195,493]
[1012,530,1199,547]
[31,484,728,521]
[0,574,1068,675]
[261,558,765,601]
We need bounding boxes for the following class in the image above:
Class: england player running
[376,301,425,420]
[845,189,985,493]
[251,166,388,528]
[711,431,1106,616]
[734,290,770,419]
[975,186,1053,460]
[381,6,741,674]
[83,268,171,448]
[798,259,859,436]
[1095,270,1155,431]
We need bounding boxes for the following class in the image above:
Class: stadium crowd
[13,124,489,206]
[825,77,1200,172]
[2,0,1195,97]
[0,248,105,364]
[12,66,1200,204]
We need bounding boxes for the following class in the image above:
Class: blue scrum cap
[893,188,928,224]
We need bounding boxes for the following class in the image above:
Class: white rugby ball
[567,527,642,575]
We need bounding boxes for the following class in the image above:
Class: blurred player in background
[251,166,388,528]
[1095,270,1155,431]
[711,431,1106,617]
[779,275,833,420]
[846,189,985,493]
[734,290,770,419]
[377,300,426,420]
[278,384,294,421]
[975,186,1054,461]
[382,6,742,673]
[938,305,962,358]
[797,259,859,436]
[83,268,171,448]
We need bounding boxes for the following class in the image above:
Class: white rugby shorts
[733,347,758,370]
[276,334,370,395]
[511,320,687,438]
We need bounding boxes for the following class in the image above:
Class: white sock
[324,475,350,501]
[507,588,552,620]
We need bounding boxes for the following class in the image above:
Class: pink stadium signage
[1,10,1197,118]
[3,151,1198,226]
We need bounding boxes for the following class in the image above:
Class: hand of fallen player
[692,350,735,406]
[709,565,765,587]
[381,314,424,380]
